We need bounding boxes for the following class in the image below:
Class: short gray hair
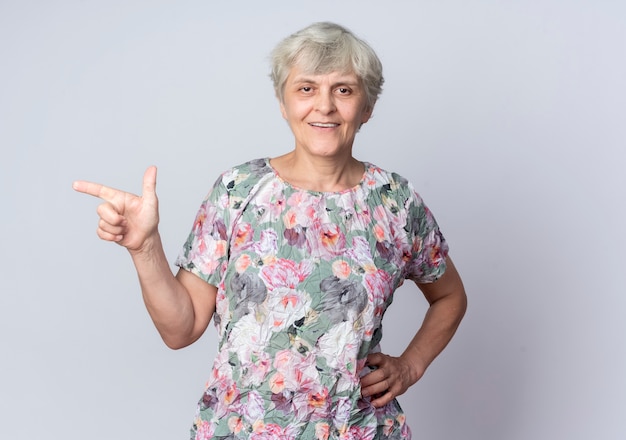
[270,22,384,109]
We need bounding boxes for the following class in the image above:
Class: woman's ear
[361,105,374,125]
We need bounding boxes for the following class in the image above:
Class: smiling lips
[309,122,339,128]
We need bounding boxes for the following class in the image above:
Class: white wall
[1,1,624,439]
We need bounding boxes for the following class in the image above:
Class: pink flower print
[255,179,287,218]
[235,253,252,273]
[214,289,230,335]
[209,378,240,419]
[251,420,266,435]
[401,248,412,265]
[401,420,412,437]
[194,202,227,239]
[222,382,239,406]
[273,349,295,371]
[315,422,330,440]
[286,192,318,227]
[307,222,347,259]
[240,351,271,387]
[373,223,387,242]
[269,372,285,393]
[383,417,394,436]
[351,198,371,230]
[269,197,287,219]
[283,209,298,229]
[251,423,297,440]
[303,204,318,225]
[192,209,207,234]
[332,260,352,279]
[232,222,253,250]
[242,390,265,425]
[206,208,228,240]
[427,233,446,266]
[409,229,447,280]
[288,387,327,422]
[227,415,244,434]
[194,419,215,440]
[267,425,289,439]
[365,269,393,309]
[345,236,374,266]
[260,258,313,290]
[364,175,378,188]
[217,191,230,210]
[396,413,407,428]
[307,386,329,410]
[272,349,318,393]
[344,424,377,439]
[193,237,226,275]
[251,229,278,256]
[320,223,345,253]
[373,205,388,223]
[264,287,311,331]
[286,190,316,208]
[391,232,412,266]
[289,379,328,421]
[331,396,352,433]
[210,349,234,386]
[411,234,424,255]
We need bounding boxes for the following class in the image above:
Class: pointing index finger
[72,180,122,202]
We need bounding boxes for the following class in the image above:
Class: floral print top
[175,158,448,440]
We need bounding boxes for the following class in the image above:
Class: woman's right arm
[73,166,216,349]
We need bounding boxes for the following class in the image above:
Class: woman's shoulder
[216,158,274,195]
[361,162,434,215]
[363,162,413,193]
[221,158,272,180]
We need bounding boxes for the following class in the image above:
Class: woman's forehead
[287,65,360,84]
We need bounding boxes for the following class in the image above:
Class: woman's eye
[337,87,350,94]
[301,86,312,92]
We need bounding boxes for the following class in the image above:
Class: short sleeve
[175,176,231,287]
[403,188,449,283]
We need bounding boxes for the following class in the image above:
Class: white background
[1,1,625,439]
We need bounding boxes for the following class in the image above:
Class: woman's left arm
[360,256,467,407]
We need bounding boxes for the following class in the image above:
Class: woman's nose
[314,91,336,114]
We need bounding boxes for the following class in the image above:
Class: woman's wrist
[128,230,164,263]
[399,350,428,386]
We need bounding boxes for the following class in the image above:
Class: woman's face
[279,66,372,160]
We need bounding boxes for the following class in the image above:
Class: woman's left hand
[360,352,424,408]
[360,257,467,408]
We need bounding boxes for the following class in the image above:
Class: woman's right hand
[73,166,160,253]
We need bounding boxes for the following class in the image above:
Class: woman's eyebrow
[290,75,316,84]
[291,75,360,87]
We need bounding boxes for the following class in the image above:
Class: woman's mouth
[309,122,339,128]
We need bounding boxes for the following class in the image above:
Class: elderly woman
[74,22,466,440]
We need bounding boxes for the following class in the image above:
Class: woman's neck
[269,151,365,192]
